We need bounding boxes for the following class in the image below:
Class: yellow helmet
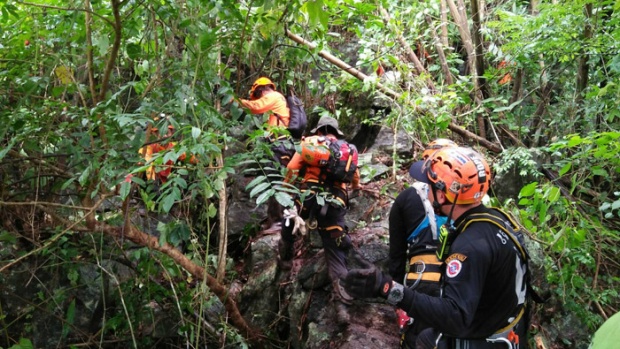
[251,77,275,91]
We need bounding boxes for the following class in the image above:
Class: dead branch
[107,223,265,347]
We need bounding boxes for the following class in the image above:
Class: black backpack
[285,94,307,139]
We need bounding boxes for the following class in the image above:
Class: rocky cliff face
[235,186,403,349]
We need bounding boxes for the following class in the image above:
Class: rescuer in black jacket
[344,146,529,349]
[388,139,457,348]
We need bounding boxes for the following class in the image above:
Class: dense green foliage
[1,0,619,348]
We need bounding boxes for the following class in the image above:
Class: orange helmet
[422,138,458,160]
[249,77,276,97]
[425,147,491,205]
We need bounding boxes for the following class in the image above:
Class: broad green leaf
[8,338,34,349]
[78,166,91,186]
[161,193,177,213]
[119,181,131,200]
[62,299,76,339]
[61,178,75,190]
[519,182,538,197]
[0,139,15,160]
[274,191,294,208]
[249,182,271,198]
[547,186,561,203]
[126,43,141,59]
[558,162,571,176]
[567,135,583,147]
[191,127,201,139]
[207,202,217,218]
[256,189,274,206]
[590,312,620,349]
[93,33,110,56]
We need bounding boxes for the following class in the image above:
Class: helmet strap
[431,186,442,212]
[446,192,458,224]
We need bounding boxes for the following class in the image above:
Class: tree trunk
[380,7,436,92]
[446,0,474,76]
[440,0,449,47]
[575,3,592,111]
[470,0,488,139]
[215,42,228,282]
[216,155,228,282]
[425,14,454,85]
[510,68,524,105]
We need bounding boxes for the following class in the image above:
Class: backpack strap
[455,208,527,261]
[409,182,439,241]
[455,208,549,335]
[273,113,285,127]
[456,208,547,304]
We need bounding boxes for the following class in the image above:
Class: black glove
[342,266,393,299]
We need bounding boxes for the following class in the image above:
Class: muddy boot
[334,300,350,325]
[332,280,353,324]
[277,239,294,270]
[333,279,354,305]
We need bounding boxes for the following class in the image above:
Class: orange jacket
[139,142,196,183]
[240,91,290,128]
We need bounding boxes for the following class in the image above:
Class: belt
[453,338,512,349]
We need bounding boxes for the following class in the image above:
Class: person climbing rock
[280,116,361,321]
[238,77,296,231]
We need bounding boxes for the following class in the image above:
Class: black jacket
[388,187,428,282]
[398,205,528,339]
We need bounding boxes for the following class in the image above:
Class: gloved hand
[342,265,392,299]
[283,206,307,236]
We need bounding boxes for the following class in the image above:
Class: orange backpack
[300,135,359,183]
[300,136,331,166]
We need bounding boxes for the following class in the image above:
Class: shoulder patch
[446,260,463,278]
[446,253,468,262]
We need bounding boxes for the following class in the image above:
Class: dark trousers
[280,190,352,281]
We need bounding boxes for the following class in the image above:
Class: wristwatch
[386,282,405,306]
